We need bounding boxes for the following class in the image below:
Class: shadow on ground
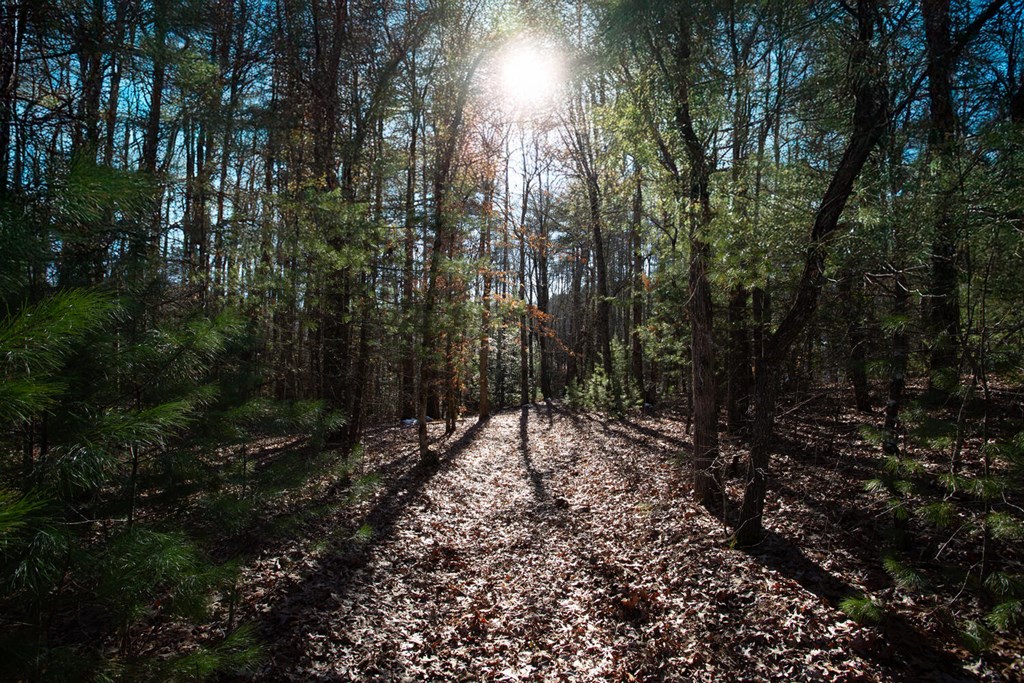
[742,530,973,682]
[248,419,488,653]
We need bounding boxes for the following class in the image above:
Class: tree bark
[883,272,909,459]
[630,171,647,402]
[496,148,510,410]
[922,0,961,387]
[102,2,128,167]
[839,267,872,411]
[142,2,166,175]
[735,0,888,546]
[566,243,588,389]
[517,156,533,407]
[479,172,493,419]
[74,0,105,156]
[670,19,720,505]
[727,285,752,433]
[0,0,21,189]
[400,70,420,420]
[537,177,553,401]
[142,0,168,266]
[519,217,529,406]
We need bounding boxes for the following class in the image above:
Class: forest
[1,0,1024,680]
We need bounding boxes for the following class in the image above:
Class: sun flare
[498,41,564,112]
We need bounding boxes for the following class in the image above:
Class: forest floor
[205,399,1022,682]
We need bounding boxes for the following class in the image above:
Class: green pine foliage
[96,528,218,626]
[566,364,618,414]
[960,619,993,654]
[156,625,263,682]
[883,555,928,592]
[566,341,643,415]
[839,595,883,624]
[0,289,114,423]
[0,489,43,541]
[0,288,275,678]
[863,396,1024,652]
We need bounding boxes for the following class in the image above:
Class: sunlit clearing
[499,40,564,112]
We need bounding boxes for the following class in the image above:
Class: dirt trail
[238,406,955,682]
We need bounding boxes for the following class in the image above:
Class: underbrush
[0,290,364,681]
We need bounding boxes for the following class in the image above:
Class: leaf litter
[219,402,1021,682]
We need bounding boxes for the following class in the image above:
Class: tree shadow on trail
[250,419,488,661]
[520,406,549,502]
[545,402,691,453]
[355,420,486,543]
[740,529,973,682]
[546,404,690,491]
[618,415,690,450]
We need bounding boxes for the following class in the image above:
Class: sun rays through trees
[2,0,1024,679]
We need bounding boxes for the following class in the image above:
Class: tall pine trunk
[0,0,21,189]
[630,171,647,402]
[479,175,493,419]
[537,185,552,401]
[735,0,888,546]
[671,19,720,505]
[400,95,419,420]
[519,219,529,406]
[839,267,872,411]
[922,0,961,388]
[727,285,752,433]
[883,271,909,459]
[587,173,614,384]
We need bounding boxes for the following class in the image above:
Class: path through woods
[232,405,999,682]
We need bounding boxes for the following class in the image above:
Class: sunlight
[498,39,564,113]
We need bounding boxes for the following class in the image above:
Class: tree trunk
[667,17,720,505]
[630,171,647,402]
[839,267,872,411]
[537,199,552,401]
[883,272,909,459]
[346,274,374,450]
[74,0,105,156]
[727,285,752,433]
[588,172,614,384]
[496,152,510,410]
[313,0,351,444]
[0,0,21,189]
[417,217,443,463]
[142,1,168,265]
[519,221,529,406]
[102,3,127,167]
[1011,82,1024,123]
[444,333,457,435]
[400,92,419,420]
[518,163,532,406]
[883,270,910,544]
[690,233,719,503]
[735,0,888,546]
[479,174,493,420]
[735,357,779,542]
[922,0,960,387]
[566,243,588,389]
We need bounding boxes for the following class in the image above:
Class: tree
[614,1,720,504]
[417,23,488,462]
[734,0,890,546]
